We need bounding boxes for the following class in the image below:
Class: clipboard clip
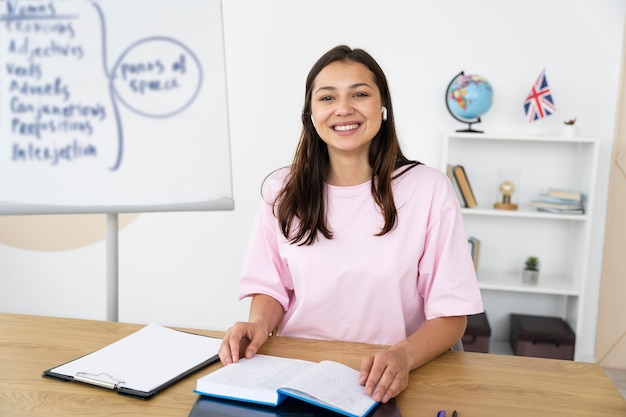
[74,372,125,390]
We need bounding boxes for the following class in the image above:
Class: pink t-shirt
[238,164,483,345]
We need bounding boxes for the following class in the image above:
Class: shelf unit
[442,132,599,361]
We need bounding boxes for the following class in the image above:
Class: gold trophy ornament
[494,181,518,210]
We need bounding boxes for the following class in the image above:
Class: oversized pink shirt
[238,164,483,345]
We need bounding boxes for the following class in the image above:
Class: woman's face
[310,60,383,161]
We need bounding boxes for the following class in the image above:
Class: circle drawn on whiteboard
[111,37,202,118]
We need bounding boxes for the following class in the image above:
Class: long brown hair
[274,45,418,245]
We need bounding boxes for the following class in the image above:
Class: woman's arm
[218,294,284,365]
[359,315,467,403]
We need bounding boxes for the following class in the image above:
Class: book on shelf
[534,194,583,206]
[447,164,467,208]
[536,207,584,215]
[194,354,378,417]
[531,200,583,210]
[452,165,477,208]
[468,236,480,271]
[547,188,585,201]
[531,198,584,213]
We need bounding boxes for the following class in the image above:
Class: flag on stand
[523,70,556,122]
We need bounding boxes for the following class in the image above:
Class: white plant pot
[563,124,578,137]
[522,269,539,284]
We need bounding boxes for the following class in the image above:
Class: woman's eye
[319,96,333,101]
[354,92,368,98]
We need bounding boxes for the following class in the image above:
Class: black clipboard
[42,323,221,400]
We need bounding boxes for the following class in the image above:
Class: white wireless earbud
[311,115,316,128]
[381,106,388,121]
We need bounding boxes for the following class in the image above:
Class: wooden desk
[1,313,625,417]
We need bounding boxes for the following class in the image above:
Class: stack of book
[531,188,585,214]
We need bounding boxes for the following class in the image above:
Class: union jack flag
[524,70,556,122]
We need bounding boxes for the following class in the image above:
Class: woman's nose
[334,97,354,116]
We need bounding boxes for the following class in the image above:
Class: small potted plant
[523,256,540,284]
[563,118,577,137]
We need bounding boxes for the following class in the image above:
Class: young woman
[219,45,483,403]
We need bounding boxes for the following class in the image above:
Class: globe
[446,72,494,133]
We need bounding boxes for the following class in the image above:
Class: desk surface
[1,313,625,417]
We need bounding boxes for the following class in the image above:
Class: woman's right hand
[218,321,270,365]
[219,294,284,365]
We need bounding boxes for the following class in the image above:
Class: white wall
[1,0,624,361]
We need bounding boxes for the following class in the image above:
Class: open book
[194,354,379,417]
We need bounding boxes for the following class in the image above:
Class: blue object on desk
[188,395,402,417]
[437,411,446,417]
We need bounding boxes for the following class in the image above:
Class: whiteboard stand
[106,213,119,321]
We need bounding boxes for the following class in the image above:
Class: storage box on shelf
[442,132,598,361]
[509,314,576,360]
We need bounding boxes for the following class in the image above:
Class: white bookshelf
[443,132,599,361]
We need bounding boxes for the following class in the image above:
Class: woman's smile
[333,122,361,132]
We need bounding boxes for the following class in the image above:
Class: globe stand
[455,119,483,134]
[446,71,486,134]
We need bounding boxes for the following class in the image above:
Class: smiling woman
[219,45,483,405]
[0,214,138,251]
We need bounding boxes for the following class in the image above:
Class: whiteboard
[0,0,233,214]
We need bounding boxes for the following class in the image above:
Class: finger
[219,328,238,365]
[364,356,388,397]
[359,355,374,385]
[229,333,248,363]
[224,326,250,364]
[378,371,407,403]
[218,340,232,365]
[369,367,397,403]
[242,329,267,359]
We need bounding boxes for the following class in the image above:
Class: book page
[195,354,316,406]
[278,360,377,417]
[50,323,220,393]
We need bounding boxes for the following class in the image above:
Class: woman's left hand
[359,348,410,403]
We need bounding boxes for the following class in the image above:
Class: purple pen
[437,411,446,417]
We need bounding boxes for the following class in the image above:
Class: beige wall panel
[597,8,626,369]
